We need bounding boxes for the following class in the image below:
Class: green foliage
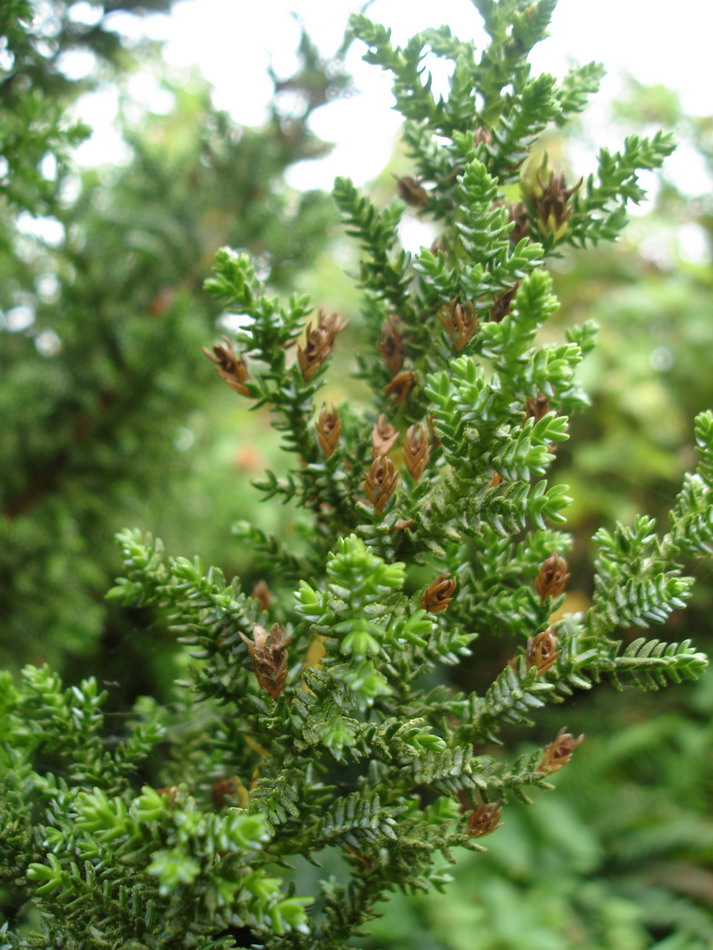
[0,9,348,676]
[2,1,712,947]
[0,0,180,214]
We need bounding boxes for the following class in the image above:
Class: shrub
[1,1,711,946]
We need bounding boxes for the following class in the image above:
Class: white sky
[73,0,713,193]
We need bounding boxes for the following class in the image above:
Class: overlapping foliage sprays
[2,1,712,946]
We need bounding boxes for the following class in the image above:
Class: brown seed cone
[203,336,251,396]
[537,727,584,774]
[525,392,550,421]
[395,174,428,207]
[384,370,415,405]
[536,552,570,600]
[420,573,457,613]
[403,423,431,482]
[251,580,272,613]
[155,785,180,806]
[438,297,479,351]
[534,169,583,240]
[372,415,399,457]
[526,627,561,676]
[364,456,399,515]
[211,777,244,810]
[240,623,291,700]
[316,403,342,458]
[378,317,405,375]
[297,309,348,381]
[490,283,519,323]
[465,802,503,838]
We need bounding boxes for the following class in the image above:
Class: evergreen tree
[0,5,348,677]
[1,1,712,947]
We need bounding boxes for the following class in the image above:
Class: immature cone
[490,283,519,323]
[384,370,415,405]
[465,802,503,838]
[538,727,584,774]
[438,297,479,351]
[297,309,348,381]
[202,336,251,396]
[536,552,570,600]
[525,393,550,421]
[240,623,291,700]
[364,456,399,515]
[251,579,272,613]
[395,175,428,207]
[420,573,457,613]
[526,627,561,676]
[316,403,341,458]
[403,423,431,482]
[378,317,405,375]
[533,169,583,240]
[372,415,399,457]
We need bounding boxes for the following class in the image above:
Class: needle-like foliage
[1,1,711,947]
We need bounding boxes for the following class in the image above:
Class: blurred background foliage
[0,0,350,698]
[2,3,713,946]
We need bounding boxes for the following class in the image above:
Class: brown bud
[537,727,583,774]
[211,777,248,810]
[533,169,583,241]
[148,286,176,316]
[240,623,291,700]
[506,201,529,245]
[536,552,570,600]
[465,802,503,838]
[364,456,399,515]
[489,472,504,488]
[526,627,561,676]
[430,236,447,257]
[316,403,342,458]
[372,415,399,457]
[403,423,431,482]
[525,393,550,421]
[202,336,251,396]
[297,309,348,381]
[251,580,272,613]
[378,317,404,376]
[155,786,179,806]
[473,127,493,148]
[384,370,415,405]
[490,283,519,323]
[395,175,428,207]
[420,573,457,613]
[438,297,479,351]
[390,518,415,533]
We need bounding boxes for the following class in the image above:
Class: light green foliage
[0,669,308,944]
[2,1,712,947]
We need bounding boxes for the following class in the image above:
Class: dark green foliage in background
[0,3,349,681]
[2,1,713,948]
